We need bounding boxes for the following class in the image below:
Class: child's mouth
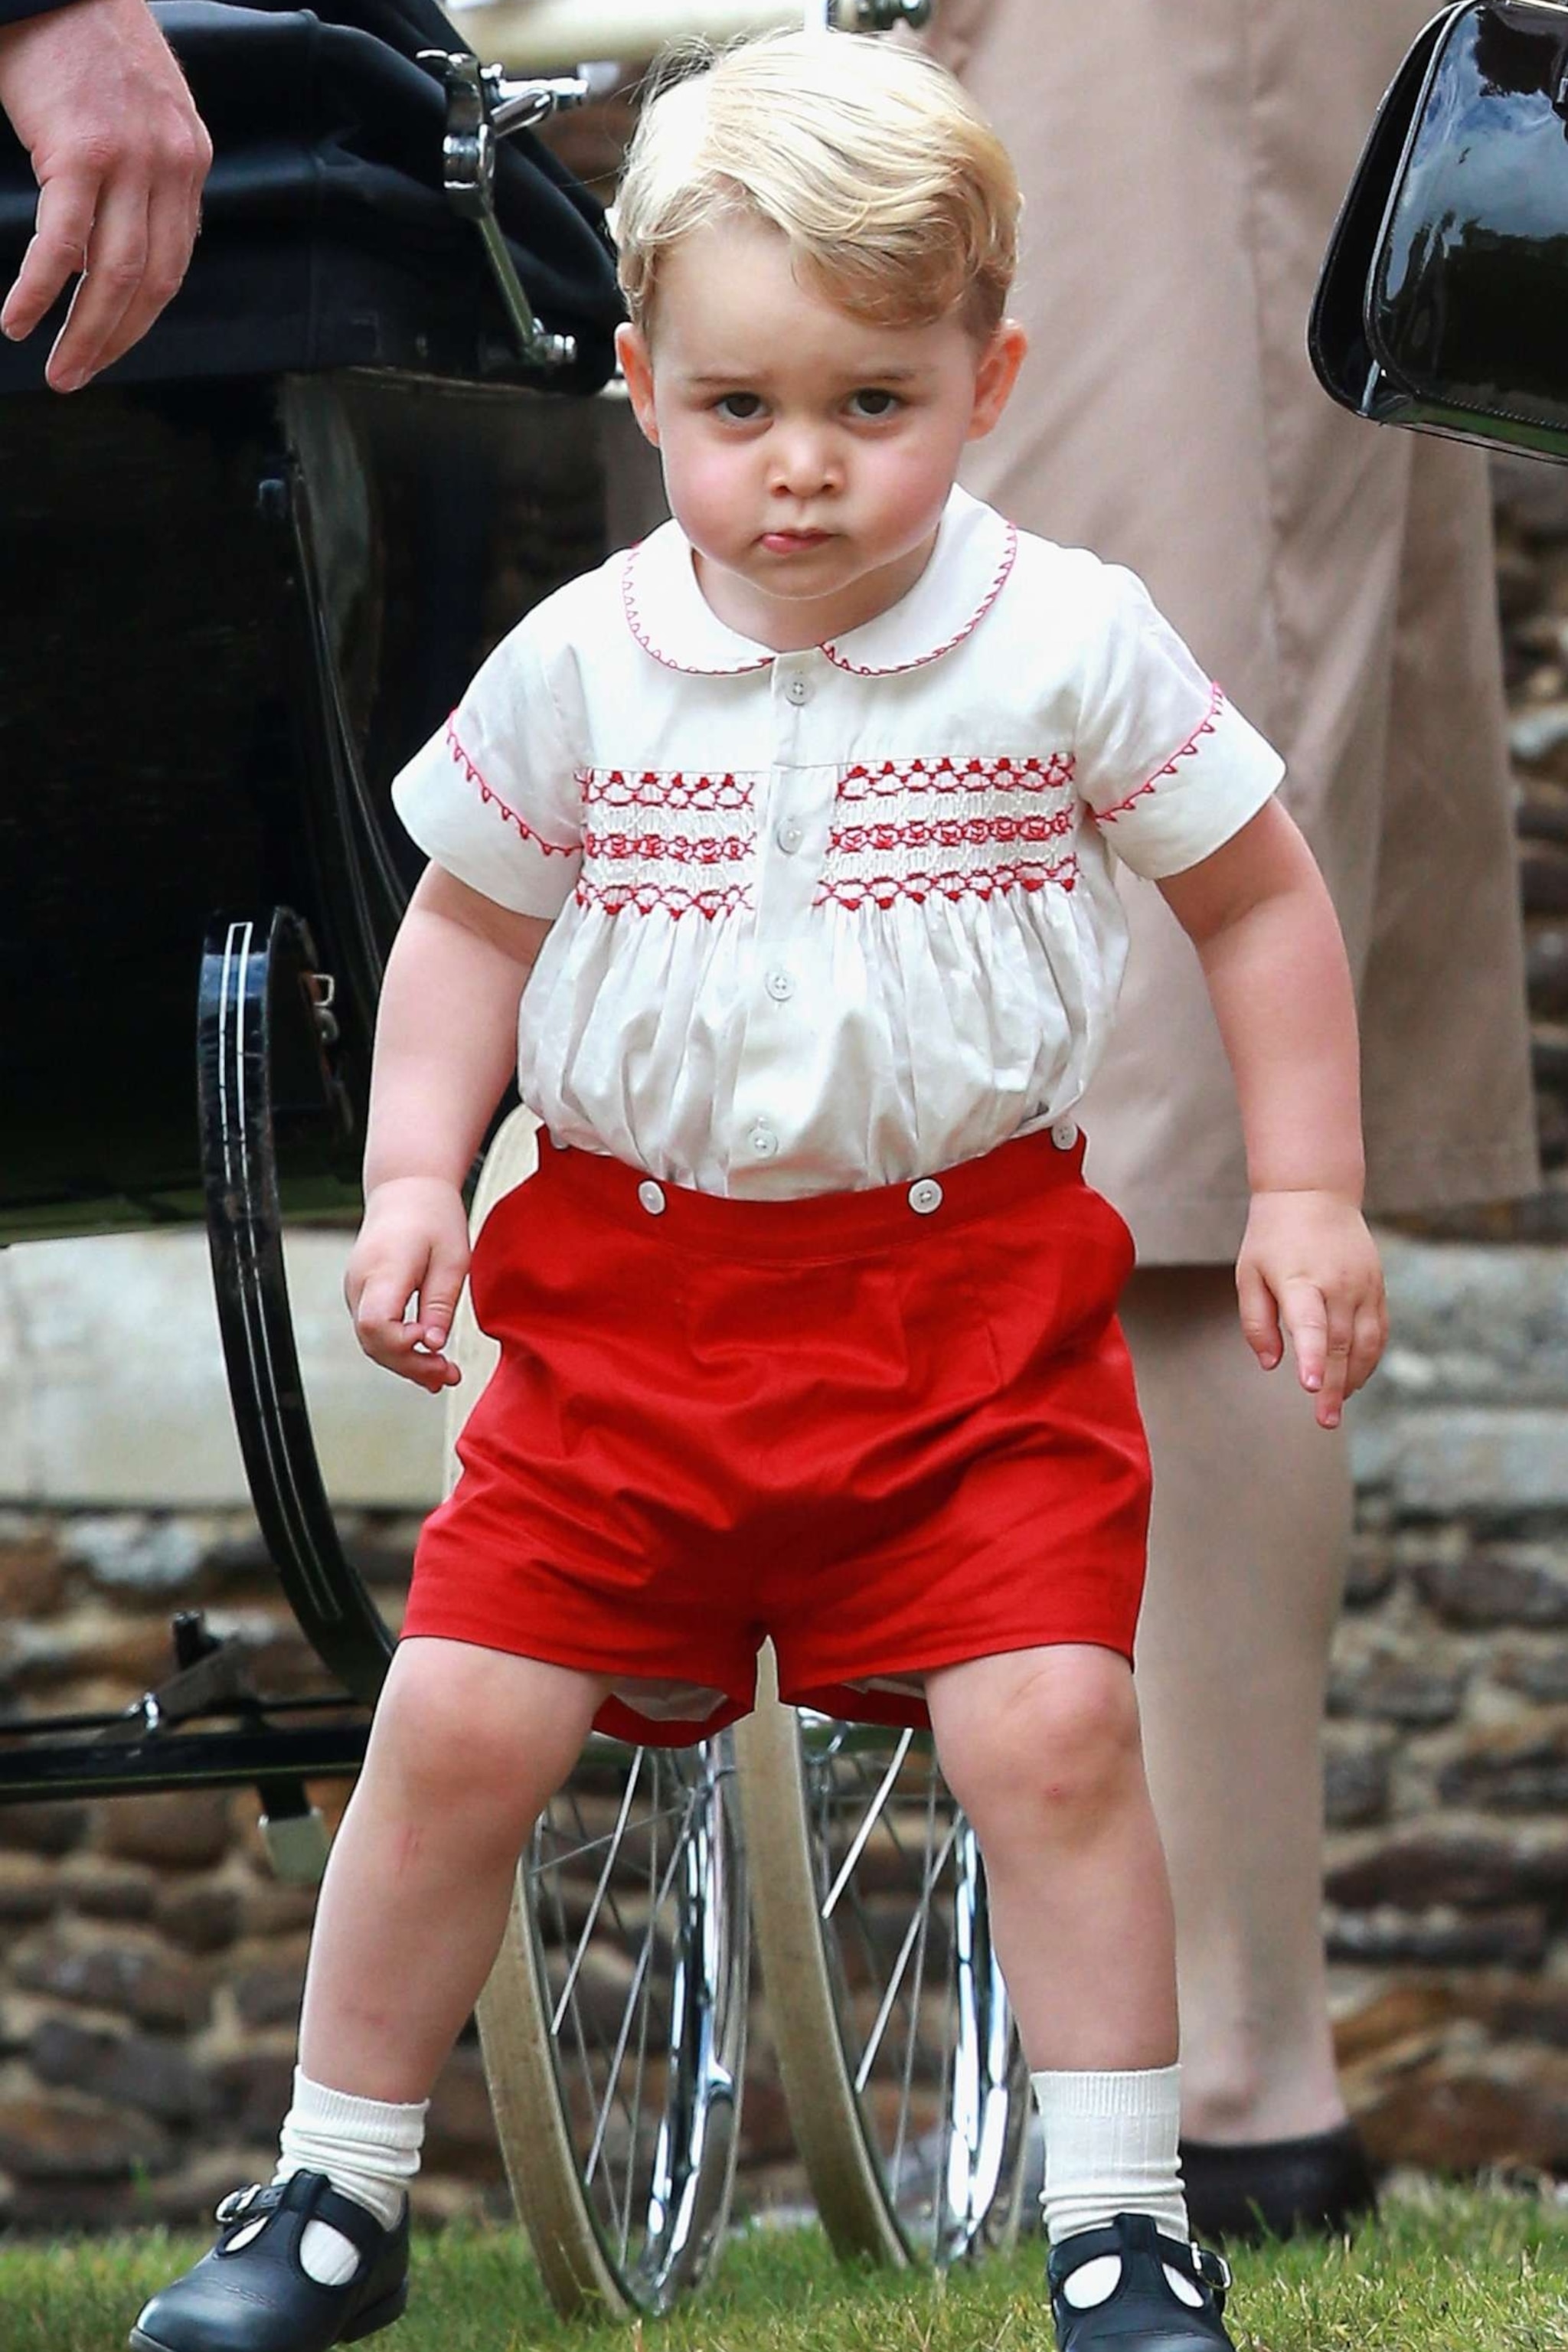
[761,529,832,554]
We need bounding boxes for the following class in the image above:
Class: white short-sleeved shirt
[392,486,1283,1199]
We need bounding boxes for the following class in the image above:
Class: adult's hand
[0,0,211,390]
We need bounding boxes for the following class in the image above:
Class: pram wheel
[737,1668,1030,2265]
[447,1112,750,2314]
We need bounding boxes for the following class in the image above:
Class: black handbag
[0,0,624,394]
[1311,0,1568,462]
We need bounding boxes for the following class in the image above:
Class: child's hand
[344,1176,472,1393]
[1236,1189,1387,1431]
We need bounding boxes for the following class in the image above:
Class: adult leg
[1123,1266,1347,2139]
[1122,1264,1362,2220]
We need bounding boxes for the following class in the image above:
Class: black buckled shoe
[129,2172,410,2352]
[1047,2213,1234,2351]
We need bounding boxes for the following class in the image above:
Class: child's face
[616,217,1026,650]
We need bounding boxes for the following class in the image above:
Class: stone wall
[2,459,1568,2229]
[1326,1240,1568,2170]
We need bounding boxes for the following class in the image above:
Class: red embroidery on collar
[1096,683,1227,825]
[446,719,574,855]
[822,524,1018,676]
[620,550,773,678]
[620,515,1018,676]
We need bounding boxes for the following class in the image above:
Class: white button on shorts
[1050,1121,1080,1152]
[784,673,812,705]
[750,1124,779,1159]
[765,969,795,1002]
[908,1178,943,1215]
[637,1180,667,1216]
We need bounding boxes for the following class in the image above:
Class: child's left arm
[1158,796,1387,1430]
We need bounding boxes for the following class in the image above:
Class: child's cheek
[664,439,753,560]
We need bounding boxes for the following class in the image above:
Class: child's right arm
[344,862,552,1393]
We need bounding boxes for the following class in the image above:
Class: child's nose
[769,424,839,496]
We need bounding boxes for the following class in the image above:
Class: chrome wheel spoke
[800,1723,1025,2259]
[514,1736,746,2306]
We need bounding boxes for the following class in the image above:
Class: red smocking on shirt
[828,809,1076,858]
[577,877,753,920]
[815,855,1079,913]
[580,768,756,812]
[583,829,753,869]
[836,752,1075,801]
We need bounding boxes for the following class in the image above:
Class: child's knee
[368,1642,593,1814]
[934,1648,1142,1834]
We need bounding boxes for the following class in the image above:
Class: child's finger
[1279,1279,1329,1396]
[1346,1293,1388,1399]
[1236,1261,1283,1370]
[352,1272,451,1385]
[416,1243,470,1351]
[350,1270,416,1357]
[1313,1305,1355,1431]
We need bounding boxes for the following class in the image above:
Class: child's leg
[926,1642,1176,2079]
[297,1635,605,2101]
[927,1642,1226,2335]
[135,1638,608,2350]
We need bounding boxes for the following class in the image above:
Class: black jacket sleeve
[0,0,81,25]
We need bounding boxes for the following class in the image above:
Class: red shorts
[402,1127,1152,1747]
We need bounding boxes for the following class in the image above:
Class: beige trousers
[932,0,1538,1258]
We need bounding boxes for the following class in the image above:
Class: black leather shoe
[1180,2121,1377,2243]
[1048,2213,1235,2351]
[129,2172,410,2352]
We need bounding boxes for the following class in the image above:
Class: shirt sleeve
[1072,564,1284,880]
[390,620,583,919]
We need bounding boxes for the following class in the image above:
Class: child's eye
[848,388,901,419]
[714,392,765,421]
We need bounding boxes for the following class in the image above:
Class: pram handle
[450,0,933,77]
[420,47,589,371]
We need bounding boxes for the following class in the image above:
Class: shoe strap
[1048,2214,1231,2308]
[214,2171,393,2265]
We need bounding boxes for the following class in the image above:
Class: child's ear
[616,322,661,448]
[967,318,1028,441]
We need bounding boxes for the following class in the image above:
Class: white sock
[1033,2066,1203,2311]
[226,2068,427,2288]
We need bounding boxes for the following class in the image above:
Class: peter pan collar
[620,485,1018,678]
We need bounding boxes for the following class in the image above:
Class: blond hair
[616,30,1019,342]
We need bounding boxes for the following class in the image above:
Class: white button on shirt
[393,488,1284,1201]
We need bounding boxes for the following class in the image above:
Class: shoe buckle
[215,2183,266,2227]
[1193,2244,1232,2297]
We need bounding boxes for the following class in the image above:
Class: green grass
[3,2183,1566,2352]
